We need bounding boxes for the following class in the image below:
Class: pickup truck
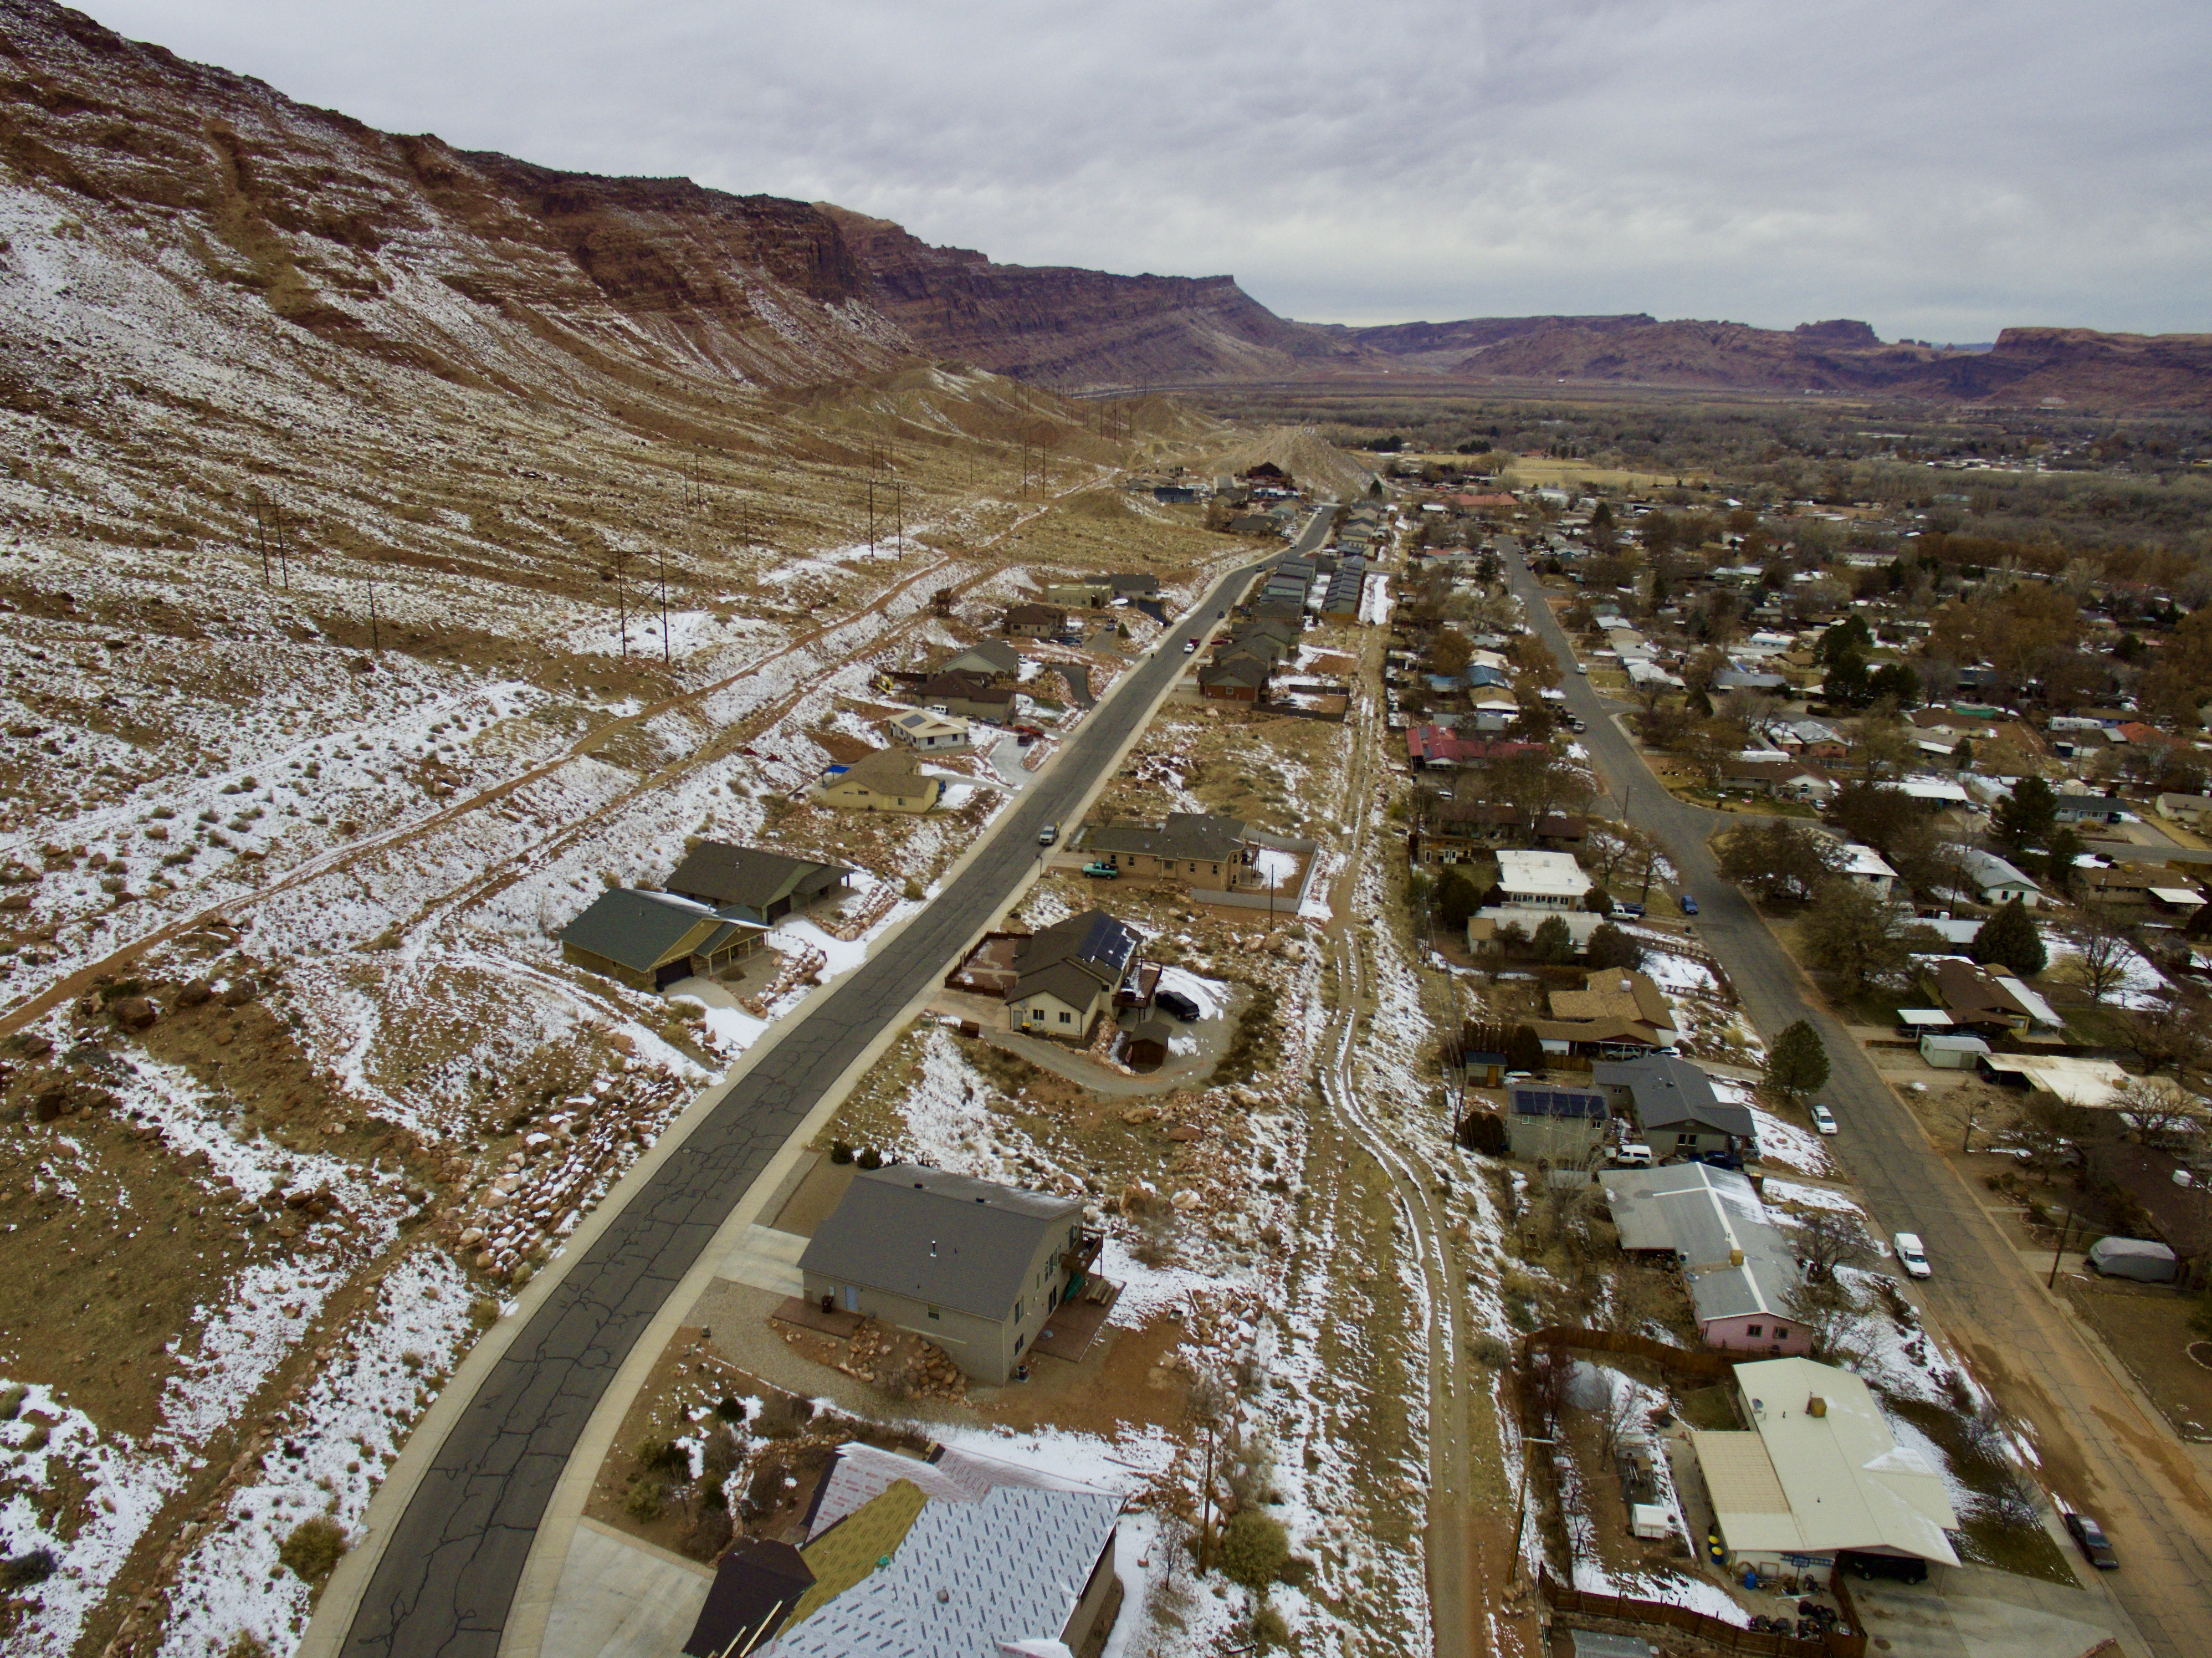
[1081,861,1120,879]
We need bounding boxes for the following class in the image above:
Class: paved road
[337,542,1297,1658]
[1504,551,2210,1658]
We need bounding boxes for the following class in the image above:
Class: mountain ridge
[1,0,2207,409]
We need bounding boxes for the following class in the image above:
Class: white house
[1957,847,2044,908]
[1834,843,1897,898]
[887,709,972,751]
[1496,849,1593,909]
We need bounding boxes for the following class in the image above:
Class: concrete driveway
[1504,547,2205,1658]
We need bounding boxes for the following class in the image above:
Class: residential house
[1833,843,1898,898]
[797,1166,1099,1384]
[2086,1145,2211,1281]
[2080,863,2159,908]
[1199,654,1272,702]
[1955,847,2044,908]
[936,638,1021,680]
[1083,813,1253,891]
[1004,603,1067,638]
[663,843,852,927]
[746,1442,1123,1658]
[820,749,943,813]
[911,669,1016,724]
[1549,970,1678,1045]
[1088,571,1160,599]
[1591,1055,1758,1161]
[2155,794,2212,826]
[1711,669,1788,694]
[2053,791,2126,825]
[559,888,765,992]
[1506,1085,1612,1164]
[1468,906,1609,960]
[1496,848,1592,909]
[1927,958,2035,1035]
[1405,725,1547,769]
[1040,580,1108,610]
[886,709,972,751]
[1720,759,1837,802]
[1005,909,1141,1042]
[1686,1358,1960,1577]
[1600,1163,1809,1355]
[1774,720,1849,761]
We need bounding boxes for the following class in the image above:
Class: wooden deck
[1030,1278,1122,1364]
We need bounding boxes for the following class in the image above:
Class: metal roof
[798,1166,1081,1320]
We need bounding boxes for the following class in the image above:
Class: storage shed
[1919,1032,1991,1069]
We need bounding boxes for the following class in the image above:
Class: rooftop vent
[1807,1395,1828,1418]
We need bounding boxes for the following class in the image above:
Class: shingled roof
[797,1167,1081,1320]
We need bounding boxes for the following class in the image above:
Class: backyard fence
[1539,1568,1866,1658]
[1523,1326,1737,1382]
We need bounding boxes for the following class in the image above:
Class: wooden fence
[1524,1326,1737,1382]
[1539,1568,1866,1658]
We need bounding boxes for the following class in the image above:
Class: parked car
[1154,989,1201,1022]
[2063,1511,2118,1570]
[1182,639,1197,654]
[1837,1550,1929,1584]
[1081,861,1119,879]
[1037,823,1058,846]
[1893,1232,1932,1278]
[1679,894,1699,915]
[1615,902,1646,918]
[1811,1104,1839,1135]
[1575,662,1588,674]
[1612,1143,1654,1169]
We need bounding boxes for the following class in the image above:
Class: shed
[1120,1013,1179,1071]
[1919,1032,1990,1068]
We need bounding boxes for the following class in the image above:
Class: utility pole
[1508,1431,1557,1583]
[657,540,671,666]
[275,502,289,591]
[366,570,380,653]
[867,476,877,557]
[1197,1419,1217,1575]
[1960,1104,1978,1154]
[2049,1209,2075,1288]
[252,489,270,584]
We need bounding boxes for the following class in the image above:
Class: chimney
[1806,1395,1827,1418]
[1729,1247,1745,1267]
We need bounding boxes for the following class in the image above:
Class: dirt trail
[1311,610,1525,1658]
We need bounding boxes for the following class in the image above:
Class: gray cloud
[91,0,2212,337]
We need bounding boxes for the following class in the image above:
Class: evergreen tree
[1993,775,2057,851]
[1972,897,2047,978]
[1533,915,1575,964]
[1586,922,1644,970]
[1506,1024,1545,1073]
[1764,1020,1830,1103]
[1437,868,1481,930]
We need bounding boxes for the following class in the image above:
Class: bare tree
[1794,1207,1873,1283]
[2113,1076,2212,1147]
[2067,904,2134,1006]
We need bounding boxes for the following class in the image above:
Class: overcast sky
[92,0,2212,340]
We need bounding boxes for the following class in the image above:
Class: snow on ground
[1637,948,1718,996]
[1250,847,1298,890]
[161,1253,479,1658]
[1152,965,1230,1020]
[1760,1176,1863,1215]
[1359,572,1391,626]
[2043,935,2174,1010]
[1739,1098,1834,1177]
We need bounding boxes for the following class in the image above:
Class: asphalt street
[1504,549,2209,1658]
[337,545,1293,1658]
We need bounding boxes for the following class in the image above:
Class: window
[1059,1010,1072,1024]
[927,1306,941,1321]
[1745,1325,1763,1338]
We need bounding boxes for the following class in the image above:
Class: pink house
[1600,1161,1812,1358]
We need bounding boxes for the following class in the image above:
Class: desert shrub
[223,1633,273,1658]
[680,1502,734,1562]
[1455,1111,1508,1156]
[829,1139,854,1164]
[278,1517,347,1585]
[1468,1331,1511,1368]
[1219,1509,1291,1589]
[856,1147,884,1170]
[4,1548,57,1588]
[634,1435,687,1478]
[1251,1601,1292,1650]
[700,1425,743,1486]
[713,1395,749,1425]
[624,1476,667,1522]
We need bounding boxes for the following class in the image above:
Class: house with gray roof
[762,1442,1122,1657]
[663,842,853,927]
[798,1167,1098,1384]
[1599,1162,1810,1356]
[935,638,1021,681]
[1083,813,1255,891]
[1006,909,1141,1042]
[559,888,765,992]
[1955,847,2043,908]
[1591,1055,1758,1160]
